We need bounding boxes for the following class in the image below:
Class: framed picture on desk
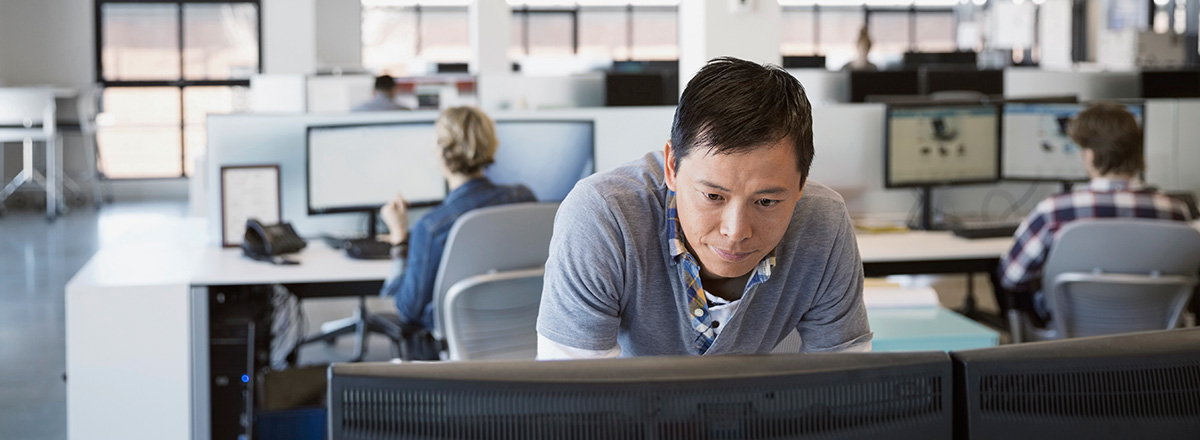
[220,164,282,247]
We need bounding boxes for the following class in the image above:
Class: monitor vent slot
[978,364,1200,419]
[335,375,944,440]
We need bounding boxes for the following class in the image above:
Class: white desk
[65,229,1014,440]
[66,232,391,440]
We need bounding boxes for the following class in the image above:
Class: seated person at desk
[536,57,872,359]
[841,26,879,72]
[351,75,409,112]
[998,102,1191,327]
[380,106,535,358]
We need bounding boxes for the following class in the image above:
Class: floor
[0,200,1004,440]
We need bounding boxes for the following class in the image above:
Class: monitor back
[1141,70,1200,98]
[329,352,953,440]
[951,328,1200,440]
[850,70,921,103]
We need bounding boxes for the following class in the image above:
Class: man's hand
[380,193,409,245]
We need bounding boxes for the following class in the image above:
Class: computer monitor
[306,122,445,233]
[885,103,1001,188]
[1002,102,1143,182]
[849,70,921,103]
[329,352,953,440]
[923,69,1004,96]
[488,120,595,202]
[1140,70,1200,98]
[951,328,1200,440]
[902,51,977,70]
[605,72,666,106]
[782,55,828,69]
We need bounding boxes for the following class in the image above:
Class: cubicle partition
[204,107,676,243]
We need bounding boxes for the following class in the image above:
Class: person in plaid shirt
[998,102,1191,327]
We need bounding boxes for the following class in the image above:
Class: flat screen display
[488,120,595,202]
[886,105,1001,187]
[1002,103,1143,181]
[307,122,445,214]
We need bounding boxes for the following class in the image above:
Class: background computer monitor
[329,352,953,440]
[1140,70,1200,98]
[885,104,1001,188]
[952,328,1200,440]
[849,70,921,103]
[488,120,595,202]
[306,121,445,218]
[902,51,977,70]
[1002,102,1143,181]
[923,69,1004,96]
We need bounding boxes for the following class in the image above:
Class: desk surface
[856,230,1012,263]
[191,243,393,286]
[868,307,1000,351]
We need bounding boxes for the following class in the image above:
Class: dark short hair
[1067,101,1143,176]
[374,75,396,92]
[670,57,814,184]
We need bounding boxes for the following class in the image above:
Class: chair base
[301,297,412,362]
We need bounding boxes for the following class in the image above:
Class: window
[362,5,469,76]
[780,4,959,69]
[781,8,816,56]
[96,1,259,179]
[511,5,678,62]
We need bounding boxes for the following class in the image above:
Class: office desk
[66,228,1012,440]
[869,307,999,352]
[66,234,392,440]
[857,231,1013,327]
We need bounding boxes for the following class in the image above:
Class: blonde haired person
[379,106,535,359]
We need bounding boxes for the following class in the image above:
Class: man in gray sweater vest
[537,57,873,359]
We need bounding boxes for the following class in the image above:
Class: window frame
[511,4,678,62]
[781,5,957,56]
[94,0,263,180]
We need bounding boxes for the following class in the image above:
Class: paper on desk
[862,287,940,309]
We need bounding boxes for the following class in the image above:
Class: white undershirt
[537,291,741,360]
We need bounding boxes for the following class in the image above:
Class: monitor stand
[909,185,938,231]
[364,211,380,240]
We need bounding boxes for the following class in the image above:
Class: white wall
[315,0,362,72]
[0,0,92,86]
[263,0,318,74]
[679,0,782,93]
[471,0,511,76]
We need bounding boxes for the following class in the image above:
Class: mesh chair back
[432,202,559,341]
[1042,219,1200,338]
[443,268,544,360]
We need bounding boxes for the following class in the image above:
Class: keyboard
[343,238,392,260]
[948,221,1021,239]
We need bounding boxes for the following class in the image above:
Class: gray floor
[0,200,1003,440]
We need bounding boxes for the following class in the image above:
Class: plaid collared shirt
[998,178,1190,293]
[666,190,776,354]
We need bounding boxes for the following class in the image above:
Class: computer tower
[208,285,274,440]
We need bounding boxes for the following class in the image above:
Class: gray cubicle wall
[205,99,1197,244]
[204,107,676,243]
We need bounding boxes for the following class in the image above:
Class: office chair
[302,294,409,362]
[1013,218,1200,342]
[442,267,545,360]
[425,202,559,359]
